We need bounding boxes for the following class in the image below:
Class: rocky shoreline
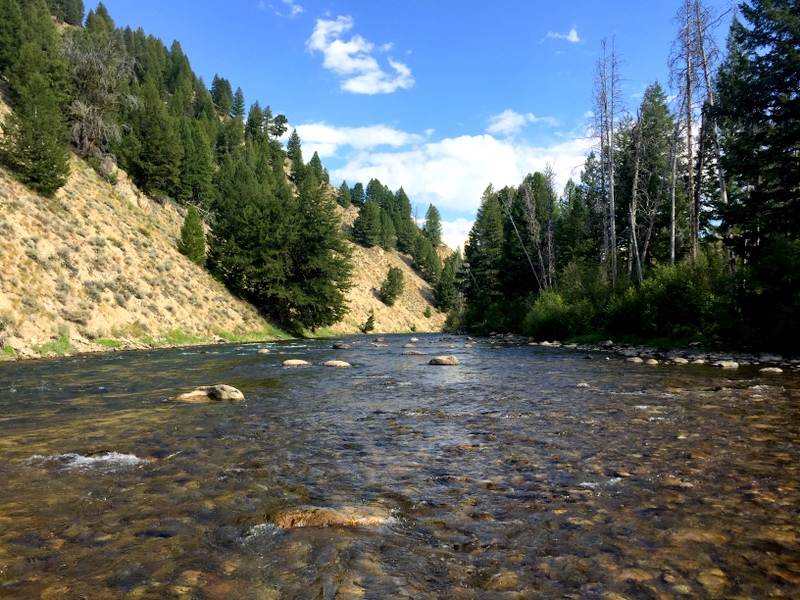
[482,332,800,373]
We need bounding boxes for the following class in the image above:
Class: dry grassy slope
[0,156,275,358]
[0,106,444,357]
[328,205,446,335]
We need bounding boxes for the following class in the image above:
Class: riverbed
[0,334,798,598]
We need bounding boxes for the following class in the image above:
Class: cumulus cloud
[546,27,581,43]
[260,0,303,17]
[287,122,426,158]
[329,133,591,219]
[307,16,414,94]
[441,218,475,253]
[486,109,560,137]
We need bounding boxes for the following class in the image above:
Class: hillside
[0,141,444,360]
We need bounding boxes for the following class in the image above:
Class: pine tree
[352,199,382,247]
[379,209,397,251]
[0,71,70,197]
[286,129,305,183]
[177,205,206,265]
[393,187,416,253]
[307,151,324,183]
[380,267,404,306]
[129,77,183,197]
[464,186,505,322]
[350,182,365,207]
[435,250,463,312]
[422,204,443,248]
[232,87,245,119]
[413,235,442,283]
[210,74,233,114]
[337,181,352,207]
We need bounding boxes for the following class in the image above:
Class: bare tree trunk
[630,117,644,285]
[594,38,622,284]
[670,126,679,266]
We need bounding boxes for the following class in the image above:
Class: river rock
[402,350,428,355]
[332,343,350,350]
[402,343,416,348]
[577,382,590,388]
[283,359,311,367]
[430,356,460,366]
[268,505,389,528]
[713,360,739,369]
[174,384,244,402]
[672,357,689,364]
[626,357,644,364]
[374,337,385,343]
[409,337,419,343]
[257,349,271,354]
[324,360,351,368]
[760,367,783,374]
[645,359,659,366]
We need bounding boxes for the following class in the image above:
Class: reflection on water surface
[0,334,798,598]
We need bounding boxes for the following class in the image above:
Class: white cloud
[307,16,413,94]
[486,109,560,137]
[287,122,425,158]
[546,27,581,43]
[441,218,474,253]
[329,133,592,220]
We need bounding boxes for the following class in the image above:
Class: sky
[98,0,735,250]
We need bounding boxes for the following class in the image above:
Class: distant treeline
[451,0,799,353]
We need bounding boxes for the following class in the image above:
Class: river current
[0,334,798,599]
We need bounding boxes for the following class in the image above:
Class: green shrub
[522,291,595,341]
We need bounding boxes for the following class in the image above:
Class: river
[0,334,798,599]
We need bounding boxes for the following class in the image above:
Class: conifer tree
[379,209,397,251]
[210,74,233,114]
[337,181,352,208]
[393,187,416,253]
[380,267,404,306]
[177,205,206,265]
[307,151,324,183]
[422,204,443,248]
[350,182,365,207]
[352,199,382,247]
[232,87,245,119]
[0,71,70,197]
[435,250,463,312]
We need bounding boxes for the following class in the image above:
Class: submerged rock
[174,384,244,402]
[283,359,311,367]
[402,350,428,356]
[430,356,460,366]
[324,360,351,368]
[713,360,739,369]
[332,343,350,350]
[268,505,389,528]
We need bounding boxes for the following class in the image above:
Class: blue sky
[98,0,734,250]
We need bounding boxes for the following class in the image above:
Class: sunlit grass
[32,335,73,356]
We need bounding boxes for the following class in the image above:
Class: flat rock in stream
[429,356,460,366]
[324,360,351,368]
[174,384,244,402]
[713,360,739,369]
[283,359,311,367]
[332,343,350,350]
[268,505,389,528]
[402,350,428,356]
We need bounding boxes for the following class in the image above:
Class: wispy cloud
[546,27,581,43]
[307,16,414,94]
[486,109,560,137]
[262,0,304,17]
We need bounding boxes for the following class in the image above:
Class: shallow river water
[0,334,798,599]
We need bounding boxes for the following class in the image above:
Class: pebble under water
[0,334,798,599]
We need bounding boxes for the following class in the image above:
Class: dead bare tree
[593,37,624,282]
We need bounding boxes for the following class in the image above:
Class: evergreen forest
[0,0,445,336]
[0,0,797,352]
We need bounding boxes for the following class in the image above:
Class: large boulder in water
[429,356,460,366]
[174,384,244,402]
[324,360,351,368]
[268,505,389,528]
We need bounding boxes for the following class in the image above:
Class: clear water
[0,335,798,598]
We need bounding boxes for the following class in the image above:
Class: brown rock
[268,505,388,528]
[429,355,460,366]
[283,359,311,367]
[324,360,351,368]
[174,384,244,402]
